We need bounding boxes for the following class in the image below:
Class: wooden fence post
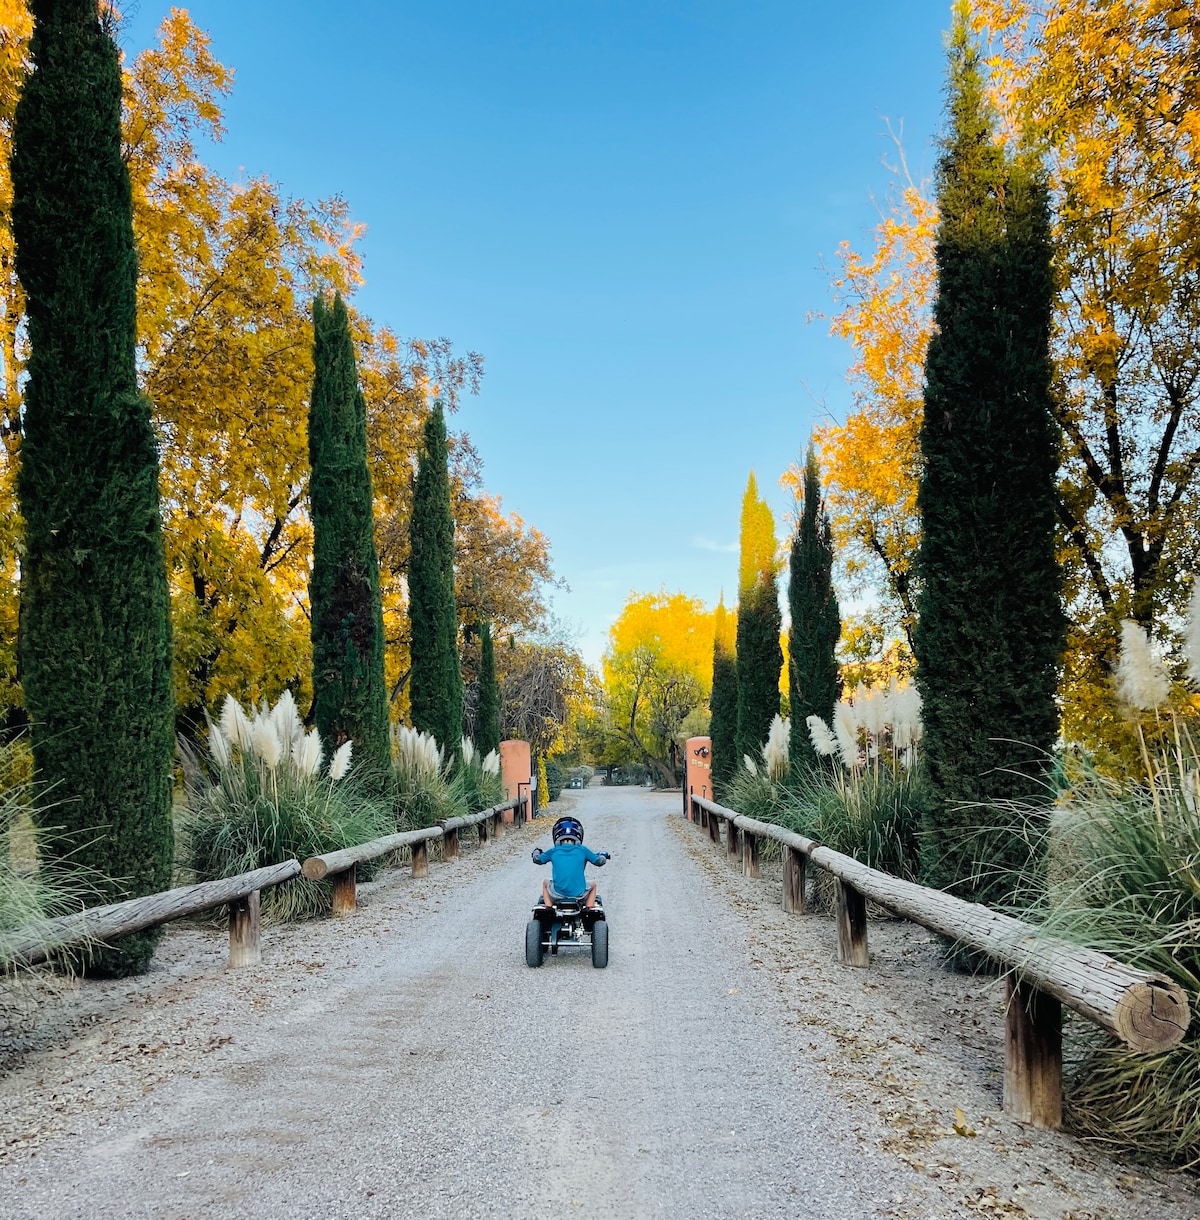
[1004,977,1063,1129]
[743,831,760,879]
[493,812,505,840]
[478,818,489,846]
[783,846,806,914]
[708,810,719,843]
[412,840,430,879]
[227,890,261,968]
[726,818,740,862]
[445,826,460,861]
[331,865,357,917]
[835,879,868,967]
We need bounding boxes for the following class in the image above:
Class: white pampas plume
[271,690,304,753]
[833,700,860,769]
[891,683,922,750]
[329,740,353,782]
[219,695,254,752]
[858,685,886,739]
[206,718,231,769]
[1115,620,1171,711]
[1186,578,1200,688]
[763,713,789,781]
[251,716,283,770]
[743,753,758,775]
[481,750,500,776]
[806,714,839,758]
[293,728,323,777]
[461,737,476,767]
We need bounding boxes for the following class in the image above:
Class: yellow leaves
[738,472,778,597]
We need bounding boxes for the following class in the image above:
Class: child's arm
[532,846,551,865]
[583,846,610,866]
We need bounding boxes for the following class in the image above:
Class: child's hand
[531,847,544,863]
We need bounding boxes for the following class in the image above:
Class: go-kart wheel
[591,919,609,969]
[525,918,545,967]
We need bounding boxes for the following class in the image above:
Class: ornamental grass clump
[391,724,460,828]
[453,737,503,816]
[1,738,100,973]
[1030,602,1200,1166]
[183,694,391,922]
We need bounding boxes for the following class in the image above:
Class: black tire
[525,919,544,967]
[591,919,609,969]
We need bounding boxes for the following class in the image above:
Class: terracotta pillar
[500,739,532,823]
[685,736,712,819]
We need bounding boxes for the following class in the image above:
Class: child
[532,815,610,908]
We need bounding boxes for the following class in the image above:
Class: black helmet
[551,816,584,844]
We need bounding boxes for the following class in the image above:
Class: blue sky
[119,1,953,667]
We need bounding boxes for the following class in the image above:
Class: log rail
[301,798,523,917]
[1,797,527,972]
[689,794,1190,1130]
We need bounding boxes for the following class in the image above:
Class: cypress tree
[12,0,174,975]
[308,293,390,779]
[913,10,1063,908]
[709,597,738,797]
[408,402,464,754]
[476,620,501,757]
[735,473,783,761]
[788,443,842,775]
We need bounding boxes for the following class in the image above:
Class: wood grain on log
[227,890,261,969]
[835,879,869,967]
[0,860,301,967]
[743,832,760,879]
[1006,976,1062,1128]
[331,865,357,917]
[783,846,805,914]
[412,839,430,879]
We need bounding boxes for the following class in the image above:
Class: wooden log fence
[0,861,302,971]
[301,798,523,918]
[1,796,528,973]
[690,794,1190,1131]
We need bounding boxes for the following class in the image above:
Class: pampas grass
[1018,734,1200,1166]
[763,714,789,781]
[183,695,392,922]
[1115,620,1171,711]
[391,724,458,828]
[1,737,102,972]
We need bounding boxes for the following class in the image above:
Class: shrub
[545,759,564,802]
[182,694,392,922]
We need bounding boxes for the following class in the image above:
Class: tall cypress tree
[12,0,174,975]
[735,473,783,761]
[308,293,390,778]
[913,10,1063,907]
[788,443,842,776]
[408,402,464,754]
[709,596,738,798]
[476,620,501,757]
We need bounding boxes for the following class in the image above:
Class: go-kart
[525,894,608,969]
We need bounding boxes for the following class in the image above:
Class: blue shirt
[536,841,602,897]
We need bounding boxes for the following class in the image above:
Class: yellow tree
[604,589,714,785]
[786,176,936,671]
[971,0,1200,747]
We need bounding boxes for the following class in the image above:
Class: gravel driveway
[3,786,1198,1219]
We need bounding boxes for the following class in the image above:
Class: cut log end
[301,859,329,881]
[1113,978,1190,1053]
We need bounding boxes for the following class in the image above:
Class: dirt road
[4,786,1198,1218]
